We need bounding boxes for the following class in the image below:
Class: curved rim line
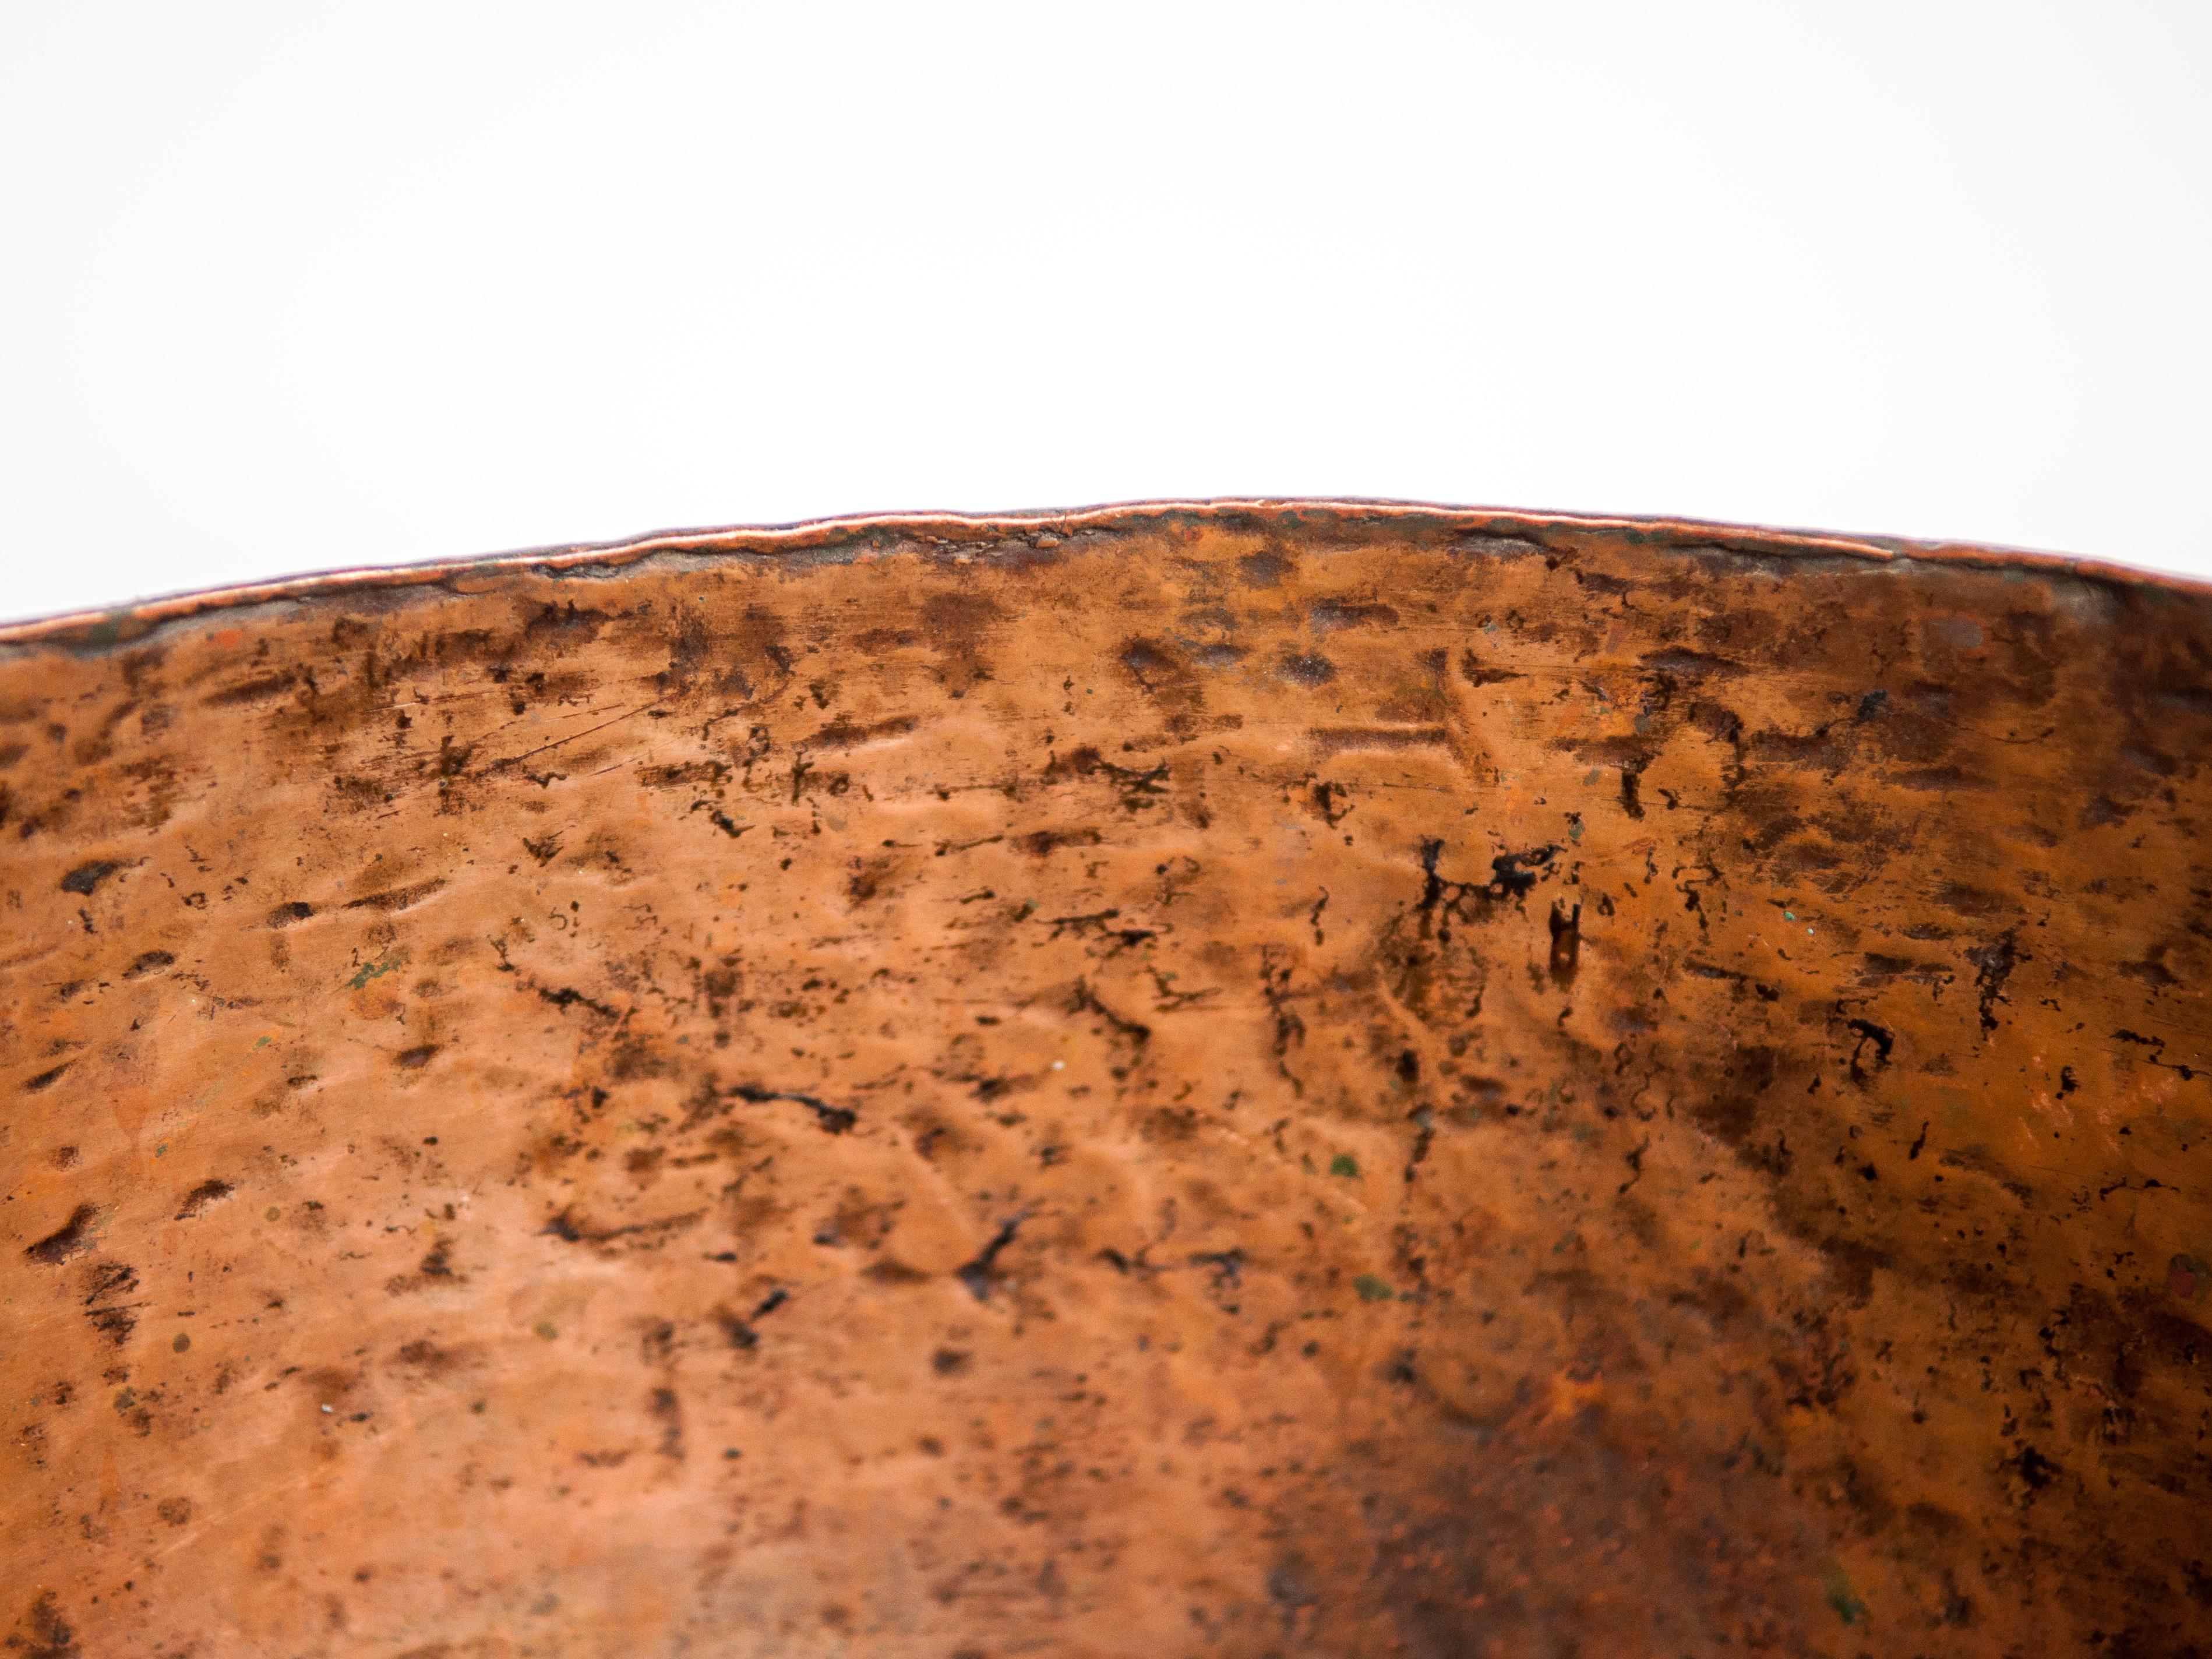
[3,497,2204,648]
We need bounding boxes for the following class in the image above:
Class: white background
[3,3,2208,624]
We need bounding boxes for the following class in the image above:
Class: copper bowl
[5,502,2209,1656]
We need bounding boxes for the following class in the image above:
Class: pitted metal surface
[4,505,2209,1656]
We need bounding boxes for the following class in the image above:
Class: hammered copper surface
[4,504,2210,1658]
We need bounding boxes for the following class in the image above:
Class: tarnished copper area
[4,502,2210,1657]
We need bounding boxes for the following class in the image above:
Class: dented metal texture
[3,502,2210,1657]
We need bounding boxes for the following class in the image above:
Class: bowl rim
[5,496,2204,652]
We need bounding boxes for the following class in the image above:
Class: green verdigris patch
[1822,1565,1867,1625]
[345,948,408,990]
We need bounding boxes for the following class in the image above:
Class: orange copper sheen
[3,503,2209,1656]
